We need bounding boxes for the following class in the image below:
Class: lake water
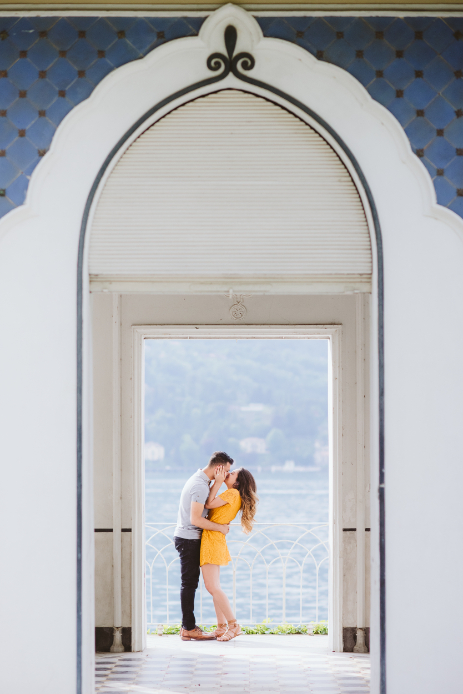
[145,468,329,628]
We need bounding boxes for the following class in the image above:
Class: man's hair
[208,451,234,467]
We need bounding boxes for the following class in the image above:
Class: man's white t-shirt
[174,469,210,540]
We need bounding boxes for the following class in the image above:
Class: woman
[200,465,258,641]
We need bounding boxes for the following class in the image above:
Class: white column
[354,293,368,653]
[131,326,147,651]
[110,294,124,652]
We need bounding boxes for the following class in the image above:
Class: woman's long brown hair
[234,468,259,534]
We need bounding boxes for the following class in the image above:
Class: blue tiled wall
[262,17,463,217]
[0,16,462,219]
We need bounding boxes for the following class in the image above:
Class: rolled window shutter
[90,90,371,289]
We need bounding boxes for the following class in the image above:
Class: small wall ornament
[226,290,249,321]
[207,24,255,80]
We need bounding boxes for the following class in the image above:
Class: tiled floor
[95,634,370,693]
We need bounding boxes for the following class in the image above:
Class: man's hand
[218,524,230,535]
[214,465,227,485]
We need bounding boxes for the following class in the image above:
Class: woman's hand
[205,466,229,509]
[214,465,227,485]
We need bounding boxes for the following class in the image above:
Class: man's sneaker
[180,626,216,641]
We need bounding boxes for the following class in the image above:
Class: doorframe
[131,324,343,652]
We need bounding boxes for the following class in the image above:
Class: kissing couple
[174,451,258,642]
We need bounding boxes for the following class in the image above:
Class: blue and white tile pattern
[0,16,462,218]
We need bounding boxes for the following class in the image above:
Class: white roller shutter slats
[90,90,372,282]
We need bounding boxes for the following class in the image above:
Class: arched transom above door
[89,89,372,294]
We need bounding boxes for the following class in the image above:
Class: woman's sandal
[217,620,243,641]
[212,623,228,638]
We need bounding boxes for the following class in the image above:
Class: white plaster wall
[93,293,133,630]
[0,205,80,689]
[343,531,358,627]
[95,534,114,626]
[121,533,132,627]
[365,532,371,627]
[93,293,114,530]
[383,212,463,693]
[93,293,115,626]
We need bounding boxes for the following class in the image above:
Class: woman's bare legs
[201,564,235,623]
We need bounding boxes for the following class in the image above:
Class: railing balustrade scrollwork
[145,522,329,628]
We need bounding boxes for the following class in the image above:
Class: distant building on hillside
[145,442,165,461]
[239,437,267,454]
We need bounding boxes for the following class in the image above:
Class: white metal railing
[145,522,329,628]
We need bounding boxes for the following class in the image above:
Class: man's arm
[191,501,229,535]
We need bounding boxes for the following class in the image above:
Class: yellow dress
[200,488,241,566]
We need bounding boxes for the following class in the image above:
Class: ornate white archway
[1,5,463,694]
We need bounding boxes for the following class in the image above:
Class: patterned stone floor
[95,634,370,693]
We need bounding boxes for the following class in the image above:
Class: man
[174,451,234,641]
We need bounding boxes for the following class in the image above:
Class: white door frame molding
[131,324,343,652]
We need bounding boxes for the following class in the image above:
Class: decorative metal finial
[207,25,255,79]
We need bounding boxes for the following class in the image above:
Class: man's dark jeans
[174,536,201,631]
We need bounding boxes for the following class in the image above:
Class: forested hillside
[144,339,328,471]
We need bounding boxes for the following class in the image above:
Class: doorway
[93,294,369,655]
[129,324,343,652]
[143,335,331,639]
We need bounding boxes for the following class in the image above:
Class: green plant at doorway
[148,620,328,636]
